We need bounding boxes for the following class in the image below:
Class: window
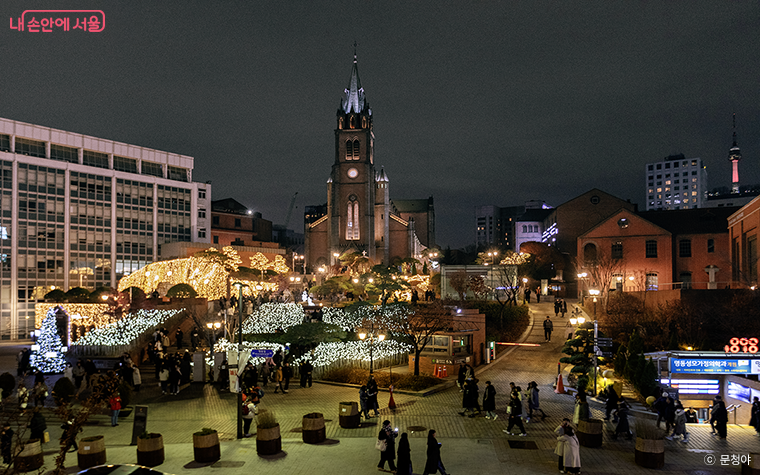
[611,241,623,259]
[346,198,359,240]
[234,218,241,228]
[50,144,79,163]
[15,138,46,158]
[168,166,187,182]
[212,216,219,226]
[707,238,714,253]
[345,140,360,160]
[198,209,206,219]
[198,228,206,239]
[114,156,138,173]
[141,161,163,178]
[583,243,597,262]
[645,240,658,258]
[679,272,692,289]
[522,225,527,232]
[0,134,10,152]
[213,235,219,244]
[199,189,206,199]
[646,273,658,291]
[83,150,109,169]
[679,239,692,257]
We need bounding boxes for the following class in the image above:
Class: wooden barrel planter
[257,423,282,455]
[302,413,326,444]
[137,433,165,467]
[193,431,220,463]
[339,401,360,428]
[635,437,665,469]
[576,418,603,448]
[15,439,43,472]
[78,435,106,469]
[742,453,760,475]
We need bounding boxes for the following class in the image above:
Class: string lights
[71,309,183,347]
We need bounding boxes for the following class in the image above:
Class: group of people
[359,375,381,419]
[376,424,448,475]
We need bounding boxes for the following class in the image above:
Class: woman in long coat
[483,380,497,419]
[423,429,448,475]
[558,426,581,474]
[396,432,412,475]
[377,420,397,472]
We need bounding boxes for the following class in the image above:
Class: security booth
[646,344,760,424]
[408,308,485,377]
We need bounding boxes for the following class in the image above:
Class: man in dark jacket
[543,316,554,342]
[282,362,293,391]
[604,386,619,421]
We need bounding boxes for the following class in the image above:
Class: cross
[362,250,367,256]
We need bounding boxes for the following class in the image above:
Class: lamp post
[358,322,385,375]
[233,282,250,440]
[577,272,587,304]
[588,289,600,317]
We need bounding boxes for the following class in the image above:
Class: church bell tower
[328,53,377,261]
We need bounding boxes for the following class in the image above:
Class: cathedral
[304,54,435,270]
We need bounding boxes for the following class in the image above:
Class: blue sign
[250,349,274,358]
[728,381,751,403]
[670,358,752,374]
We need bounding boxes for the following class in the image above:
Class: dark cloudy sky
[2,1,760,248]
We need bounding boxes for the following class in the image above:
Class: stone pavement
[3,300,758,474]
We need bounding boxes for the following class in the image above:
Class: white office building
[0,117,210,339]
[645,154,707,211]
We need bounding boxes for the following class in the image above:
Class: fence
[307,352,408,380]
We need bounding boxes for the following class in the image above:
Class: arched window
[611,241,623,259]
[352,140,360,159]
[346,198,359,240]
[338,117,343,129]
[583,243,597,263]
[362,117,367,128]
[522,225,527,233]
[345,140,353,160]
[350,116,355,129]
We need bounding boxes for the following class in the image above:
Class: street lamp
[577,272,587,303]
[232,282,250,440]
[588,289,600,317]
[358,323,385,375]
[292,254,304,272]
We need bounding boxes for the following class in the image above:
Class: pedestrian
[366,375,380,417]
[709,395,722,434]
[396,432,413,475]
[359,385,370,419]
[612,400,632,440]
[33,381,48,407]
[460,379,480,417]
[282,361,292,391]
[273,365,286,393]
[685,406,698,423]
[483,380,497,420]
[28,408,46,442]
[457,362,466,392]
[558,425,581,474]
[1,423,13,463]
[259,362,270,387]
[604,385,619,421]
[554,299,560,317]
[422,429,448,475]
[535,287,540,303]
[59,418,79,452]
[573,390,590,424]
[562,299,568,317]
[667,401,689,443]
[190,328,199,350]
[712,400,728,439]
[302,359,313,388]
[17,382,28,411]
[503,392,527,436]
[654,391,669,429]
[543,316,554,342]
[168,364,181,395]
[109,392,122,426]
[72,361,86,392]
[242,397,256,437]
[175,328,184,349]
[524,288,530,304]
[751,397,760,433]
[159,365,169,394]
[132,365,142,392]
[526,381,546,421]
[377,420,397,472]
[554,418,572,472]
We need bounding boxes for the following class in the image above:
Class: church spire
[341,51,366,114]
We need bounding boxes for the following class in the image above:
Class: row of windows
[345,140,360,160]
[647,160,698,171]
[601,238,715,260]
[521,225,539,233]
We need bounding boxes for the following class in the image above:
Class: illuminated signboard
[670,358,755,374]
[661,378,720,395]
[725,338,759,354]
[728,381,751,403]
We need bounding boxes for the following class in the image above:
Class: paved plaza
[3,300,758,474]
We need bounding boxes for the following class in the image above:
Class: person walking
[457,362,466,392]
[524,287,531,304]
[604,385,619,421]
[282,362,292,391]
[503,393,527,436]
[359,385,370,419]
[751,397,760,434]
[460,379,480,417]
[242,398,256,437]
[377,420,398,472]
[175,328,184,349]
[543,316,554,342]
[612,399,632,440]
[109,392,122,427]
[558,425,581,474]
[367,375,380,417]
[709,395,722,434]
[396,432,413,475]
[554,418,572,472]
[554,299,560,317]
[28,408,46,442]
[535,287,540,303]
[667,401,689,443]
[562,299,568,317]
[33,381,48,407]
[483,380,497,420]
[713,400,728,439]
[273,365,286,394]
[422,429,448,475]
[132,365,142,392]
[526,381,546,421]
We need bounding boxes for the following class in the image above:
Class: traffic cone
[388,385,397,410]
[555,374,565,394]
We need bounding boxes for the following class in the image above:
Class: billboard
[670,358,756,374]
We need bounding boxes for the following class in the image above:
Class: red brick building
[210,198,273,246]
[578,207,737,292]
[728,196,760,288]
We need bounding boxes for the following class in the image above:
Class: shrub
[194,428,217,436]
[321,367,441,391]
[65,287,91,303]
[52,377,76,406]
[43,289,67,302]
[140,432,161,439]
[167,283,198,299]
[257,410,278,429]
[470,301,530,343]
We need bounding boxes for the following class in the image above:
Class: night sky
[2,1,760,249]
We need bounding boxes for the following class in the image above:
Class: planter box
[193,431,220,463]
[577,419,603,448]
[257,424,282,455]
[339,401,360,428]
[78,435,106,469]
[302,413,326,444]
[635,437,664,469]
[137,433,165,467]
[16,439,43,472]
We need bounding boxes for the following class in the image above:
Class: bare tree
[448,271,469,302]
[575,248,622,315]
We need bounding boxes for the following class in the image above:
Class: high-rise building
[0,117,210,339]
[645,154,707,210]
